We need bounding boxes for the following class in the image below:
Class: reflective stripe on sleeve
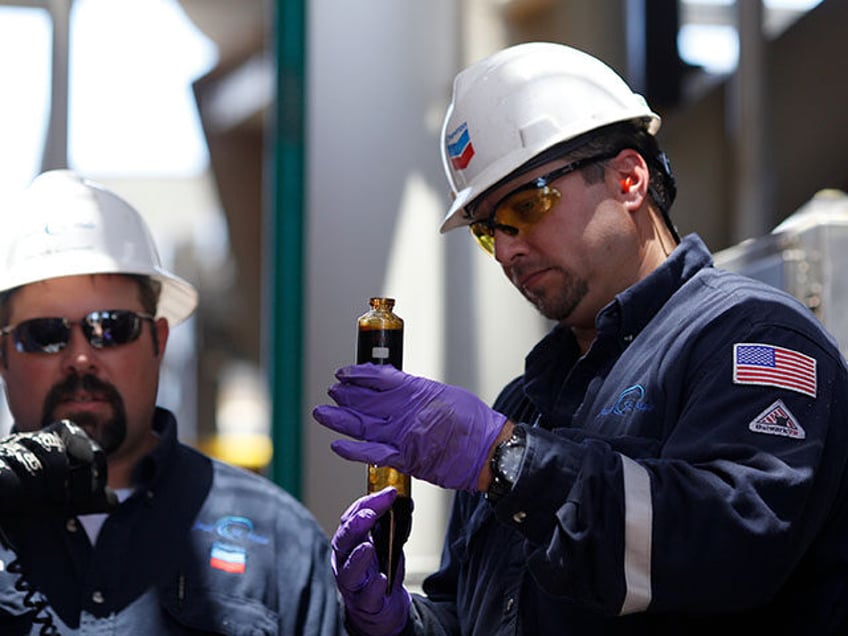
[619,454,653,614]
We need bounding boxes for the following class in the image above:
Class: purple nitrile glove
[332,488,411,636]
[313,363,507,492]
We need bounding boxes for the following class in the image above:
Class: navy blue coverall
[406,234,848,635]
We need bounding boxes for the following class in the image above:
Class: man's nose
[493,227,527,264]
[61,324,97,373]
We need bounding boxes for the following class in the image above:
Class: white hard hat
[0,170,198,325]
[440,41,661,232]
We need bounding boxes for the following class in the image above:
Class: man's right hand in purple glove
[313,363,509,492]
[333,488,411,636]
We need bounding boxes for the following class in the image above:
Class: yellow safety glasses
[468,154,610,255]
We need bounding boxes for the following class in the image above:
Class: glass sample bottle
[356,297,413,591]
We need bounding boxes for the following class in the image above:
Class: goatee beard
[41,373,127,455]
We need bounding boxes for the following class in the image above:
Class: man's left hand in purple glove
[312,363,509,492]
[332,488,411,636]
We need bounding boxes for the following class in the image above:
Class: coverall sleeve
[489,315,848,617]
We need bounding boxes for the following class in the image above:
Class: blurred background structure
[0,0,845,586]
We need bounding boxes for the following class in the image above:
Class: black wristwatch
[486,426,527,504]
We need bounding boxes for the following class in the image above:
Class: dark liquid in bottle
[356,298,412,591]
[356,329,403,370]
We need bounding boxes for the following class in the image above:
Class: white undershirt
[78,487,134,545]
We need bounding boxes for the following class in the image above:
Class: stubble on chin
[520,268,588,323]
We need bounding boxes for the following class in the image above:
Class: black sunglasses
[1,310,155,354]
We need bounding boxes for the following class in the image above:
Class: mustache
[510,262,553,287]
[42,373,123,421]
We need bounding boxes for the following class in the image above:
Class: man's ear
[609,149,649,209]
[153,318,169,358]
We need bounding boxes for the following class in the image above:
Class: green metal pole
[267,0,306,498]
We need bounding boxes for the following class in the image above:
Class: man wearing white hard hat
[0,170,343,634]
[314,42,848,634]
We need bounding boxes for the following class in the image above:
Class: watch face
[498,443,524,483]
[488,431,527,503]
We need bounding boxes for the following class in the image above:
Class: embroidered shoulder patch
[748,399,805,440]
[733,343,817,398]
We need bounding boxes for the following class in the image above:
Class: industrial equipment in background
[714,189,848,357]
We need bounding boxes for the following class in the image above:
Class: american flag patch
[733,343,817,398]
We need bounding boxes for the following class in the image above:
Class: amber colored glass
[356,297,412,589]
